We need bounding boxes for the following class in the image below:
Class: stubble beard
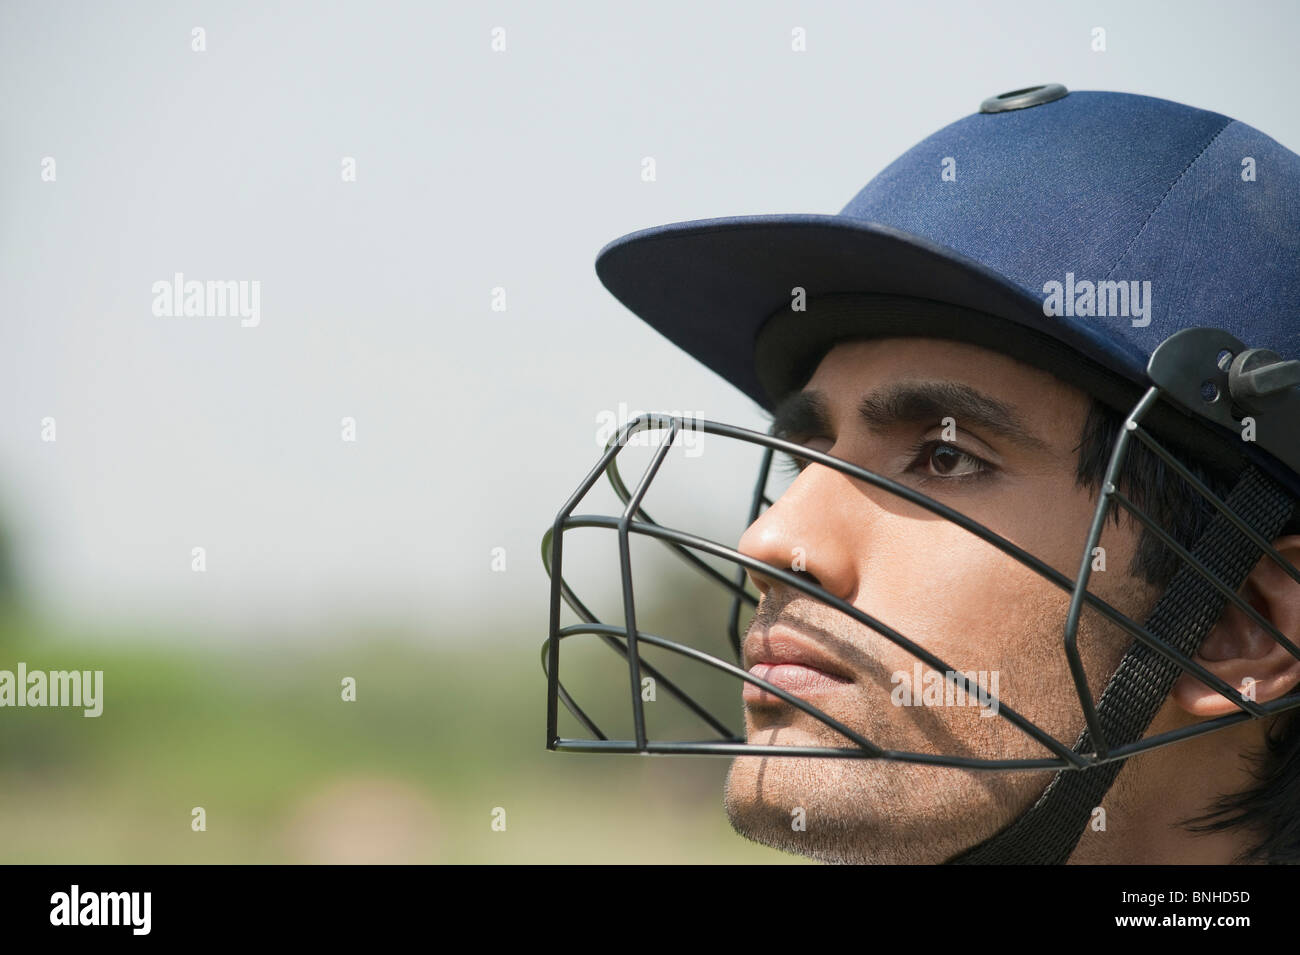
[721,587,1130,864]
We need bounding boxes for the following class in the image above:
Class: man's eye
[775,436,833,475]
[777,452,810,475]
[910,441,990,479]
[777,440,992,480]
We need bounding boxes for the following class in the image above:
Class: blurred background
[1,0,1297,862]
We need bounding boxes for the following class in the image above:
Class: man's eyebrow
[769,381,1048,453]
[858,380,1048,452]
[769,390,830,441]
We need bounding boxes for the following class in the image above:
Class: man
[543,86,1300,864]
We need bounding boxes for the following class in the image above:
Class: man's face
[723,337,1158,863]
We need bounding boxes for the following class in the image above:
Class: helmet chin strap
[946,466,1295,865]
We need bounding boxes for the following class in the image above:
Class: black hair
[1075,398,1300,863]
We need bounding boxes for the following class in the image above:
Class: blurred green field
[0,609,802,864]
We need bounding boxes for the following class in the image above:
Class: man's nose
[737,461,863,604]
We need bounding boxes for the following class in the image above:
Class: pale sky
[2,0,1297,642]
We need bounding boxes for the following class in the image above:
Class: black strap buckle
[1147,327,1300,477]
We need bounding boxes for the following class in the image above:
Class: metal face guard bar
[541,335,1300,772]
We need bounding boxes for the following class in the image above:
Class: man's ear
[1172,535,1300,717]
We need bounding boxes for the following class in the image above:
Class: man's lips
[742,625,854,706]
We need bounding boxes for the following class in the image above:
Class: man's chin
[722,748,1028,864]
[723,753,936,864]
